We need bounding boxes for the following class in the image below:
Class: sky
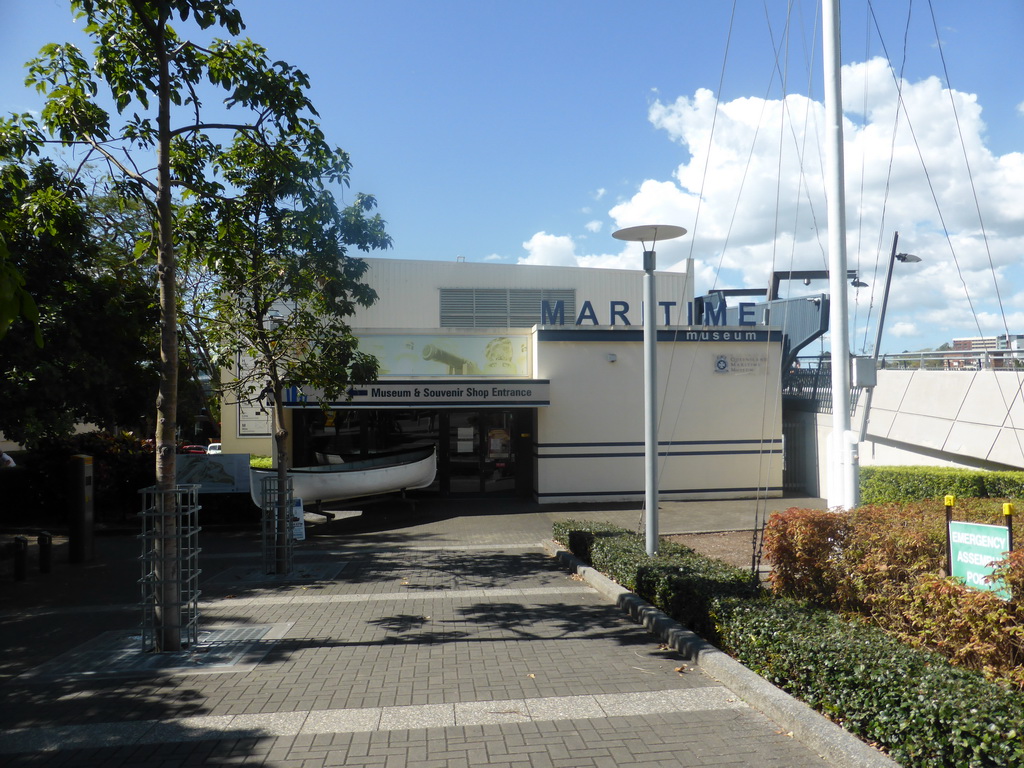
[2,0,1023,354]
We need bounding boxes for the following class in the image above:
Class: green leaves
[860,466,1024,504]
[0,237,42,346]
[7,0,389,490]
[0,162,158,442]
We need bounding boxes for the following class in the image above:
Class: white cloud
[594,188,607,200]
[510,58,1021,350]
[518,232,579,267]
[889,322,918,338]
[650,59,1022,255]
[568,57,1024,349]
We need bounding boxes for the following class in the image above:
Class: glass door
[446,410,518,495]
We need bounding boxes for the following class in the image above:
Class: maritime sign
[542,299,759,327]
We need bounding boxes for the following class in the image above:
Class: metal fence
[873,349,1024,371]
[785,357,862,415]
[139,485,202,652]
[258,474,295,575]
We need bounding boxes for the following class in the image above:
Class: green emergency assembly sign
[949,520,1011,600]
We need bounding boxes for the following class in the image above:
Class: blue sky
[2,0,1023,353]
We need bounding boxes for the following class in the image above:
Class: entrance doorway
[447,410,516,494]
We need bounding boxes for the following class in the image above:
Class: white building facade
[221,257,785,503]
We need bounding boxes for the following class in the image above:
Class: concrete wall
[857,369,1024,470]
[535,329,783,503]
[809,369,1024,501]
[351,257,695,328]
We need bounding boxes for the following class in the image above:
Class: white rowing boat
[250,446,437,506]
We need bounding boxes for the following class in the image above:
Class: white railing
[795,350,1024,372]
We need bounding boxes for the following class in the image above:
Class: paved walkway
[0,496,893,767]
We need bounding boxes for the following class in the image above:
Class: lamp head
[896,253,922,263]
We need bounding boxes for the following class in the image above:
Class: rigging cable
[924,0,1024,452]
[651,0,739,540]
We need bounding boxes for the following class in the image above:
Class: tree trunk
[153,15,181,653]
[273,387,290,574]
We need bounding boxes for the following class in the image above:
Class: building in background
[221,258,786,504]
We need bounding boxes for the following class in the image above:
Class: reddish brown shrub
[763,507,849,605]
[836,504,946,611]
[765,500,1024,687]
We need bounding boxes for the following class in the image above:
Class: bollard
[69,455,95,563]
[13,536,28,582]
[38,531,52,574]
[944,495,956,576]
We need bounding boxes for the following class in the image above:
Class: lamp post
[859,231,921,440]
[612,224,687,556]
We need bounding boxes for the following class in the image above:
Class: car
[180,444,207,454]
[206,443,222,455]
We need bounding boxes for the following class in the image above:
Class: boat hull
[250,446,437,506]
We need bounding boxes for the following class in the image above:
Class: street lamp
[859,231,921,440]
[612,224,687,556]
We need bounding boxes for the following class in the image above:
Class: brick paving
[0,499,838,767]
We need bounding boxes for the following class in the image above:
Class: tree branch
[82,135,159,195]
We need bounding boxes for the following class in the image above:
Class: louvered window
[440,288,576,328]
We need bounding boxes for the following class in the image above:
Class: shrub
[554,519,670,591]
[0,464,32,519]
[763,507,849,605]
[16,432,154,522]
[713,596,1024,768]
[879,574,1024,687]
[553,519,758,639]
[634,551,759,642]
[250,455,273,469]
[764,501,1024,687]
[860,466,1024,504]
[555,519,1024,766]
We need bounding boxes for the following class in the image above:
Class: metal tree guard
[138,485,201,652]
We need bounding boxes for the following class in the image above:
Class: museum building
[220,257,784,503]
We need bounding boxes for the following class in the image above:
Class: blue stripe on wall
[537,486,785,499]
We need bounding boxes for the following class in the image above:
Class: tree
[0,131,44,346]
[0,160,158,445]
[0,238,40,345]
[179,125,390,571]
[1,0,385,649]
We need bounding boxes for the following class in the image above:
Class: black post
[38,532,52,574]
[13,536,28,581]
[69,455,95,564]
[1005,503,1014,553]
[945,495,955,576]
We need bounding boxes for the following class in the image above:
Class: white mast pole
[822,0,858,509]
[643,248,658,555]
[612,224,687,554]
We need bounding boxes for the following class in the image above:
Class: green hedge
[553,519,1024,768]
[714,597,1024,768]
[763,503,1024,686]
[861,466,1024,505]
[7,433,155,522]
